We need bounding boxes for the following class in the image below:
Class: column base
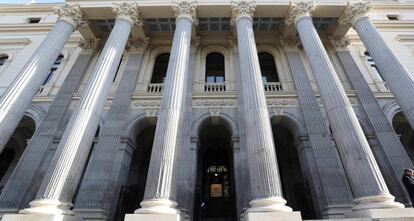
[345,208,414,219]
[73,208,106,221]
[2,214,83,221]
[351,195,404,211]
[124,214,180,221]
[322,204,353,219]
[242,211,302,221]
[246,197,293,213]
[134,199,180,214]
[19,199,74,215]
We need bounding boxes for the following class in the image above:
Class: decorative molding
[79,39,100,50]
[55,4,86,29]
[133,101,160,108]
[112,3,142,26]
[285,1,315,26]
[194,100,235,107]
[279,36,301,50]
[328,36,350,49]
[231,0,256,24]
[172,0,198,25]
[0,38,31,47]
[266,99,298,106]
[146,108,157,118]
[338,1,373,27]
[228,36,238,51]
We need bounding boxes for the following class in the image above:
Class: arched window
[205,52,225,83]
[43,54,64,85]
[258,52,279,83]
[364,51,383,81]
[0,55,8,66]
[151,53,170,83]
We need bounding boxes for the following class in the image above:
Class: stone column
[15,3,140,216]
[0,40,97,215]
[339,1,414,130]
[129,1,197,218]
[0,4,84,154]
[280,37,353,218]
[73,40,148,221]
[286,1,406,216]
[231,1,299,220]
[329,36,414,205]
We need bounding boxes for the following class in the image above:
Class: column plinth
[287,0,403,214]
[132,1,197,217]
[0,4,84,154]
[231,1,296,218]
[18,3,140,216]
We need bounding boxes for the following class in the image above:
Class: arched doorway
[194,118,237,221]
[392,112,414,162]
[271,122,315,219]
[114,122,156,221]
[0,116,35,193]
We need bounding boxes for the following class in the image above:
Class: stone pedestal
[124,214,180,221]
[242,212,302,221]
[2,214,83,221]
[345,208,414,219]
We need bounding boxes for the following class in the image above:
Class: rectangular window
[28,17,41,23]
[387,15,399,21]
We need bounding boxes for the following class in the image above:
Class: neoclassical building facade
[0,0,414,221]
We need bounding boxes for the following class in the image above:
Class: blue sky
[0,0,64,4]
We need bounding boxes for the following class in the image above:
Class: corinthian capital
[338,1,373,26]
[231,0,256,24]
[172,1,198,25]
[112,3,142,26]
[55,4,86,28]
[285,1,315,26]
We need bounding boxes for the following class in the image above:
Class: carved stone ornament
[79,39,100,50]
[172,0,198,25]
[231,0,256,24]
[192,36,201,49]
[285,1,315,26]
[338,1,373,26]
[328,36,350,49]
[112,3,142,26]
[55,4,86,28]
[128,37,151,51]
[279,36,301,49]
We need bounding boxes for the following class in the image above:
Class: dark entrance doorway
[114,124,155,221]
[272,123,316,219]
[194,120,237,221]
[392,111,414,163]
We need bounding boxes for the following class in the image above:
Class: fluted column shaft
[0,46,94,211]
[353,17,414,130]
[0,20,75,154]
[137,15,194,214]
[21,13,134,215]
[232,1,291,211]
[334,43,414,205]
[294,13,402,210]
